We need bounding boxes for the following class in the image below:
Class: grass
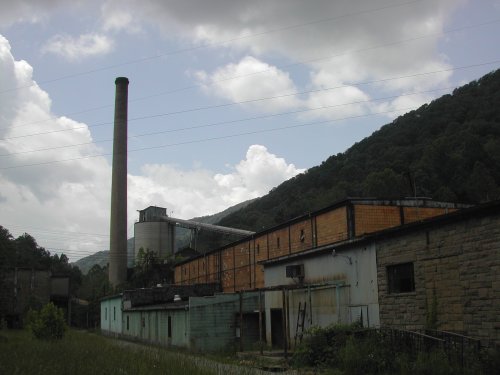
[0,329,215,375]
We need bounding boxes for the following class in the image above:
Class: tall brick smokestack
[109,77,129,287]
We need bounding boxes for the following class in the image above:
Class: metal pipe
[158,216,255,236]
[259,289,263,355]
[282,288,287,358]
[239,291,244,352]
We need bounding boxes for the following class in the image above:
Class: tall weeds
[0,330,214,375]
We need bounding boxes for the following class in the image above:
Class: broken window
[387,262,415,293]
[300,229,305,242]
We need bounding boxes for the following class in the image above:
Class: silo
[134,206,176,262]
[109,77,129,287]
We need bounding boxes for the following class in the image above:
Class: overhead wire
[0,1,470,254]
[0,0,426,95]
[5,17,500,133]
[2,58,499,145]
[0,102,431,170]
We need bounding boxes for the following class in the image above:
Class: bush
[292,322,361,368]
[27,303,66,340]
[340,334,393,375]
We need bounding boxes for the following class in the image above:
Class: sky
[0,0,499,262]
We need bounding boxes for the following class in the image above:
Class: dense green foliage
[0,226,83,324]
[218,69,500,230]
[76,264,112,327]
[0,226,82,288]
[292,323,495,375]
[27,302,66,340]
[0,330,215,375]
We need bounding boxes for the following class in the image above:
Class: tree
[27,302,66,340]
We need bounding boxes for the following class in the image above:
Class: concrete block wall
[377,212,500,346]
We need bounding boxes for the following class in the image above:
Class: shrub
[28,303,66,340]
[291,322,362,368]
[339,334,393,375]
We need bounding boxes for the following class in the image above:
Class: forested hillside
[218,69,500,231]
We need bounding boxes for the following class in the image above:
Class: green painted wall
[102,293,262,352]
[122,309,189,348]
[189,292,261,351]
[100,296,123,335]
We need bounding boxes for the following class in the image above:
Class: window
[387,262,415,293]
[277,237,280,248]
[113,306,116,320]
[126,315,129,330]
[300,229,305,242]
[167,316,172,338]
[105,307,107,320]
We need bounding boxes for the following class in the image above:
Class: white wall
[264,244,379,346]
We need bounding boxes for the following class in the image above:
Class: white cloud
[42,33,114,61]
[0,34,304,260]
[0,0,68,27]
[0,34,112,260]
[196,56,301,112]
[103,0,462,119]
[129,144,304,220]
[101,2,142,34]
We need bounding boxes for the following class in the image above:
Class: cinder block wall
[377,212,500,346]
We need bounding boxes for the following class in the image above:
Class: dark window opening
[167,316,172,338]
[387,262,415,293]
[113,306,116,321]
[277,237,280,248]
[257,244,260,254]
[105,307,107,320]
[126,315,129,330]
[300,229,305,242]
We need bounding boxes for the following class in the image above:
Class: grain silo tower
[134,206,176,262]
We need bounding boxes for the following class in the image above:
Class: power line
[3,59,498,143]
[0,81,464,158]
[2,224,109,238]
[5,17,500,132]
[0,104,423,170]
[0,0,425,94]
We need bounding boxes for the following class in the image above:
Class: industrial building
[101,283,262,351]
[101,197,500,350]
[102,77,498,352]
[0,268,70,328]
[133,205,254,264]
[134,206,176,261]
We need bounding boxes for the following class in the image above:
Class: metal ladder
[294,301,307,347]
